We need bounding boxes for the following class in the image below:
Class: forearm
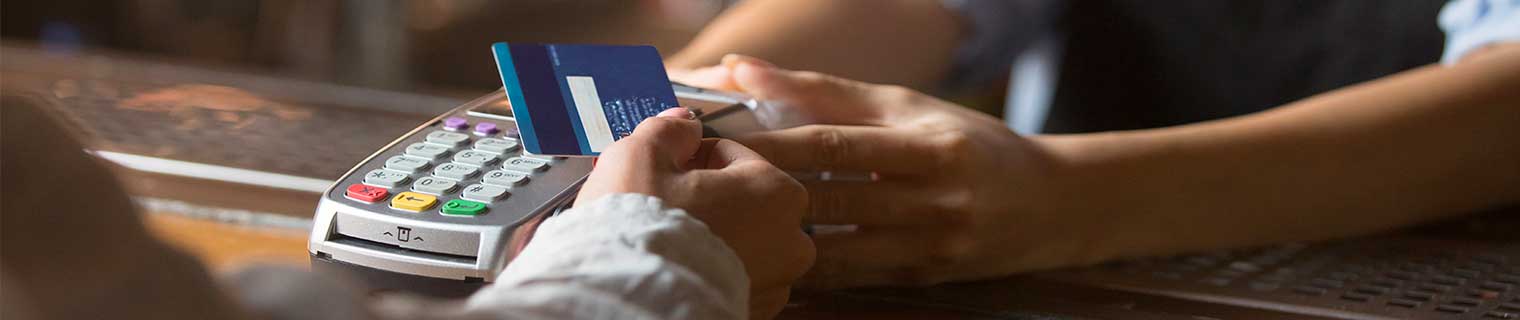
[1042,45,1520,261]
[668,0,963,90]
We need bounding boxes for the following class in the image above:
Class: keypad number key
[483,170,529,187]
[362,169,410,188]
[473,138,519,154]
[503,157,550,172]
[405,142,450,160]
[384,155,430,173]
[432,163,480,180]
[426,130,471,147]
[462,184,509,202]
[411,176,458,195]
[453,150,500,167]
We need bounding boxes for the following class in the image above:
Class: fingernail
[722,53,776,70]
[657,107,696,119]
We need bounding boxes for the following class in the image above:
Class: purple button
[474,122,499,135]
[443,117,469,130]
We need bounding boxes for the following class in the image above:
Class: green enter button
[441,199,487,216]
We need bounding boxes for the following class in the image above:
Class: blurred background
[3,0,737,96]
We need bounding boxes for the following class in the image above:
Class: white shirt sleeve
[1439,0,1520,64]
[460,193,749,320]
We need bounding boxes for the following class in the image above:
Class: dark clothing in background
[1045,0,1448,133]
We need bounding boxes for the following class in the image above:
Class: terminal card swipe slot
[332,211,481,258]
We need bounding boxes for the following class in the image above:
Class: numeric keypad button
[503,157,549,172]
[432,163,479,180]
[384,156,430,173]
[453,150,499,167]
[425,130,471,147]
[473,138,519,154]
[462,184,509,202]
[411,176,458,195]
[483,170,529,187]
[362,169,409,188]
[405,142,450,160]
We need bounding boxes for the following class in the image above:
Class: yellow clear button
[390,192,438,212]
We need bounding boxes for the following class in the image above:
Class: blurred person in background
[0,0,734,92]
[669,0,1520,289]
[2,102,811,319]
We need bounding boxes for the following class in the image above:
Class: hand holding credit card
[492,42,681,156]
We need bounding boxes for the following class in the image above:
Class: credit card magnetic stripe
[493,42,580,155]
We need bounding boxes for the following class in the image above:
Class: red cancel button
[345,183,389,203]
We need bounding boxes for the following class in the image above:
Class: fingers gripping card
[492,42,679,156]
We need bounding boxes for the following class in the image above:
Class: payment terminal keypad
[330,110,591,227]
[352,128,542,213]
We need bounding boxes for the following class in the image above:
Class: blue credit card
[491,42,679,156]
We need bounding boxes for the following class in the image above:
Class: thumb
[723,54,889,126]
[633,108,704,167]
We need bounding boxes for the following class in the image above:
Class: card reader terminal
[309,84,769,297]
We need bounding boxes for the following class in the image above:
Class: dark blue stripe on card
[507,43,581,155]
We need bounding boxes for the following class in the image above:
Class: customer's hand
[676,55,1105,289]
[576,108,815,319]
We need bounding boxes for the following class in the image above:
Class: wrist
[1034,128,1254,263]
[1025,132,1162,264]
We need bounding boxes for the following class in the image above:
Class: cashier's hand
[676,55,1095,289]
[575,108,815,319]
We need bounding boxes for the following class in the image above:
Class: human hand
[669,66,742,92]
[575,108,815,319]
[679,55,1105,289]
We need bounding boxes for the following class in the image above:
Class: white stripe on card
[565,76,614,153]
